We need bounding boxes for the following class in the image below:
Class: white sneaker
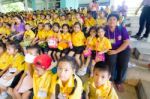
[77,66,87,76]
[0,92,8,99]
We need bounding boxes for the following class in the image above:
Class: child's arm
[14,73,26,91]
[0,65,11,76]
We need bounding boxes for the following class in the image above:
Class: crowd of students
[0,6,130,99]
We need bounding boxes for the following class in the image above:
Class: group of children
[0,8,122,99]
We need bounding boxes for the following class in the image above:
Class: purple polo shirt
[105,26,130,50]
[14,23,25,33]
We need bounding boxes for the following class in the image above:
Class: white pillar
[24,0,28,11]
[0,2,3,13]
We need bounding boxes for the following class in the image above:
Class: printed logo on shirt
[118,35,122,41]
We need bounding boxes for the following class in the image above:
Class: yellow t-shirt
[96,37,112,52]
[0,27,5,34]
[84,17,96,27]
[37,29,47,40]
[72,31,86,47]
[50,74,83,99]
[67,19,75,27]
[0,52,12,70]
[59,20,67,27]
[84,78,118,99]
[96,18,107,27]
[58,33,72,50]
[24,30,35,40]
[86,36,97,50]
[33,71,52,99]
[10,53,25,71]
[45,30,54,38]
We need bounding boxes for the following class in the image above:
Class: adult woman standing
[105,14,130,92]
[11,15,25,42]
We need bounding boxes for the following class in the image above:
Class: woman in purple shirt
[105,14,130,92]
[11,15,25,42]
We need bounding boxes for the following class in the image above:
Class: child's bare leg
[75,54,81,67]
[68,51,75,57]
[56,52,61,60]
[13,89,21,99]
[22,91,31,99]
[7,88,16,99]
[90,60,96,77]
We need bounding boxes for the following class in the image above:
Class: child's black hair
[0,41,6,51]
[44,23,52,29]
[62,24,70,30]
[7,41,23,53]
[53,22,60,28]
[74,22,82,29]
[26,45,41,54]
[94,62,111,74]
[57,56,79,71]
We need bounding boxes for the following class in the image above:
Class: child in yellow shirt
[33,54,53,99]
[96,12,107,27]
[0,42,10,71]
[32,22,44,44]
[50,56,83,99]
[20,23,35,48]
[47,22,60,63]
[0,42,25,98]
[70,22,86,67]
[84,12,96,32]
[0,23,11,41]
[57,24,72,59]
[84,62,118,99]
[77,27,97,76]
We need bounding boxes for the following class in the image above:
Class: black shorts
[91,50,96,60]
[62,48,70,54]
[49,48,58,52]
[9,71,24,88]
[73,46,85,54]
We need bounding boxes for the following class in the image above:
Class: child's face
[25,25,31,31]
[93,69,110,87]
[7,45,17,55]
[38,24,43,30]
[97,29,105,37]
[60,16,65,20]
[46,15,50,19]
[44,25,50,30]
[0,47,4,55]
[53,26,59,33]
[74,24,81,32]
[90,30,96,37]
[57,61,74,83]
[27,48,39,56]
[35,66,45,76]
[62,26,68,33]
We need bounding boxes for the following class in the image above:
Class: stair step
[137,80,150,99]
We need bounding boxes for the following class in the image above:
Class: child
[93,27,112,76]
[50,56,83,99]
[20,23,35,49]
[84,11,96,33]
[13,45,41,99]
[33,54,53,99]
[84,62,118,99]
[77,27,97,76]
[69,22,86,67]
[47,22,60,63]
[57,24,72,59]
[0,42,10,71]
[32,22,44,45]
[0,42,24,98]
[96,11,107,27]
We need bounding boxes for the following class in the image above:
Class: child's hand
[4,75,13,81]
